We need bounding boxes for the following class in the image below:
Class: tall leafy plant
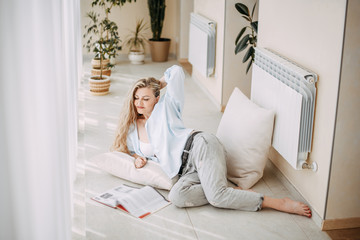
[84,12,117,79]
[83,0,135,78]
[234,2,258,74]
[148,0,166,41]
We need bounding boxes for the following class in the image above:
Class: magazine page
[91,184,170,218]
[92,185,137,208]
[118,186,170,218]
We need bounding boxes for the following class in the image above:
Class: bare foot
[262,197,312,218]
[281,197,312,217]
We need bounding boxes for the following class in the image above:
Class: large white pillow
[216,88,275,189]
[91,152,178,190]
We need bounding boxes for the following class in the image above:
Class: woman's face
[134,87,159,118]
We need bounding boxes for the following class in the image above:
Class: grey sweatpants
[169,132,264,211]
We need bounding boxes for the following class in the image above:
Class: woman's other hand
[134,156,147,168]
[159,76,167,89]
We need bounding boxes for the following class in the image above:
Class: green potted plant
[83,0,135,95]
[147,0,170,62]
[124,18,149,64]
[83,11,113,95]
[234,2,258,74]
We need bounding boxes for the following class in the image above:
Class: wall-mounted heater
[251,47,317,170]
[188,12,216,77]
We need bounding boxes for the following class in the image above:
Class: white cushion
[216,88,274,189]
[91,152,178,190]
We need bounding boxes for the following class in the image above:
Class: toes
[303,209,312,217]
[300,203,308,208]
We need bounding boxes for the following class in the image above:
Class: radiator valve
[302,161,318,172]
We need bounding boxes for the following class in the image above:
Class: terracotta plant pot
[89,75,111,96]
[128,51,145,64]
[149,38,171,62]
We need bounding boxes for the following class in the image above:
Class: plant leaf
[243,46,254,63]
[246,59,253,74]
[235,34,249,54]
[251,2,257,18]
[242,16,251,22]
[251,21,258,33]
[235,3,249,16]
[235,27,247,45]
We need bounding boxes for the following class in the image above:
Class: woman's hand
[134,156,147,168]
[159,76,167,89]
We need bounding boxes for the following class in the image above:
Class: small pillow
[216,88,274,189]
[91,152,178,190]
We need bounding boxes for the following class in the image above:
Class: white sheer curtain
[0,0,81,239]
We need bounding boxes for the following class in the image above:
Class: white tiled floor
[73,58,330,240]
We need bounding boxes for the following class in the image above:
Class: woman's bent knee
[168,189,188,208]
[169,185,206,208]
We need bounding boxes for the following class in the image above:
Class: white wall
[223,0,257,104]
[192,0,225,108]
[258,0,347,219]
[326,0,360,220]
[178,0,194,60]
[192,0,258,109]
[80,0,179,59]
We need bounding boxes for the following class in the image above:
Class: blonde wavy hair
[111,77,161,153]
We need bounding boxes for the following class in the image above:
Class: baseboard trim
[220,105,226,113]
[322,218,360,230]
[178,58,189,64]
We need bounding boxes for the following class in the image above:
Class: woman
[112,65,311,217]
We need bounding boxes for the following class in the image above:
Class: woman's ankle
[262,196,283,210]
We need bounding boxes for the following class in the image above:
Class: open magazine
[91,184,171,218]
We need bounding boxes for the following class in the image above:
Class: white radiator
[251,47,317,169]
[188,13,216,77]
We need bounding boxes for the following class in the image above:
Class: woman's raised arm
[163,65,186,111]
